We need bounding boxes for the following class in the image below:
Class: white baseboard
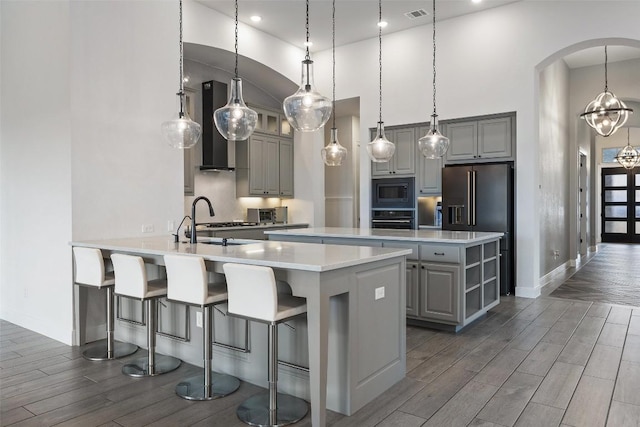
[0,308,73,345]
[539,260,573,288]
[515,286,541,299]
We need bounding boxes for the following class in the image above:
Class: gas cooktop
[201,222,259,228]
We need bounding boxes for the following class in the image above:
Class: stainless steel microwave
[372,177,415,209]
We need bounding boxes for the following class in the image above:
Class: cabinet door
[445,121,477,162]
[417,126,443,194]
[183,89,198,195]
[248,135,266,195]
[392,128,416,175]
[279,139,294,197]
[419,262,460,323]
[264,137,280,195]
[477,117,512,159]
[406,261,419,317]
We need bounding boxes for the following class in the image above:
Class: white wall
[312,0,640,298]
[325,115,358,227]
[538,59,570,276]
[1,1,73,342]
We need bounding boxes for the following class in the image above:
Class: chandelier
[580,46,633,137]
[615,128,639,169]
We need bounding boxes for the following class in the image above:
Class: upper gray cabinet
[417,126,443,195]
[371,126,416,177]
[279,139,294,197]
[444,114,514,163]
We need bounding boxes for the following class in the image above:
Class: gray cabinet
[419,262,460,323]
[406,261,419,317]
[417,126,443,195]
[236,133,294,198]
[183,88,198,196]
[444,115,513,163]
[371,127,416,177]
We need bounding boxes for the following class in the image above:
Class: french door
[601,167,640,243]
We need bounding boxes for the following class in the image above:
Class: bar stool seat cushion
[145,278,169,299]
[275,294,307,322]
[204,282,229,306]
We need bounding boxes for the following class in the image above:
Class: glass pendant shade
[615,144,639,169]
[418,115,449,159]
[581,91,632,137]
[321,128,347,166]
[214,78,257,141]
[283,59,332,132]
[161,92,202,149]
[367,122,395,163]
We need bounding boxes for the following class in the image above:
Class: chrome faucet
[190,196,215,244]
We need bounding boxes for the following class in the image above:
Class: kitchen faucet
[190,196,215,244]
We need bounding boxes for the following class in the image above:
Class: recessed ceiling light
[378,20,388,28]
[304,41,313,47]
[472,0,482,4]
[250,15,262,22]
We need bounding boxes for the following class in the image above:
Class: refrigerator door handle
[472,170,477,226]
[467,171,472,226]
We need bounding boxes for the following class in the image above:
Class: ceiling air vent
[404,9,429,20]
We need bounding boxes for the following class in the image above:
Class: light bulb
[321,128,347,166]
[161,92,202,149]
[283,59,332,132]
[214,78,258,141]
[367,122,395,162]
[582,90,632,137]
[418,115,449,158]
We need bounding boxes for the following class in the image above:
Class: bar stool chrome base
[175,373,240,401]
[122,355,181,377]
[82,340,138,361]
[237,393,308,427]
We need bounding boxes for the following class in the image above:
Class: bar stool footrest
[237,392,308,427]
[175,372,240,401]
[82,341,138,361]
[122,355,181,377]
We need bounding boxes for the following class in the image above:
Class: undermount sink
[200,240,243,246]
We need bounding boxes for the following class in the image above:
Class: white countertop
[265,227,504,244]
[195,223,308,232]
[70,235,411,272]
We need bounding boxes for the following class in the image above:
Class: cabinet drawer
[420,244,460,263]
[382,241,419,260]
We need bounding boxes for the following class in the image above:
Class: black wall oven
[372,177,415,209]
[371,210,415,229]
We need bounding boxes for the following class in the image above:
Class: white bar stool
[223,263,309,427]
[164,254,240,401]
[72,247,138,361]
[111,253,182,377]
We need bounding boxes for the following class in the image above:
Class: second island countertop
[264,227,504,245]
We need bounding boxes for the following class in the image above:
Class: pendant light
[366,0,395,163]
[418,0,449,159]
[213,0,258,141]
[321,0,347,166]
[615,128,639,169]
[282,0,332,132]
[161,0,202,149]
[580,46,633,137]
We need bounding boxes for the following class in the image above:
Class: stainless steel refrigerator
[442,163,514,294]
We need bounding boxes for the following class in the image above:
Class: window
[602,147,640,164]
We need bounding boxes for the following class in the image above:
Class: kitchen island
[71,236,411,426]
[266,227,504,331]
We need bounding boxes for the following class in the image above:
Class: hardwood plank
[627,315,640,336]
[597,323,628,348]
[0,344,80,370]
[586,303,613,319]
[0,355,71,380]
[9,395,113,427]
[508,325,550,352]
[531,362,584,409]
[613,361,640,406]
[1,376,96,413]
[0,368,48,390]
[455,337,509,373]
[406,333,458,360]
[0,406,35,425]
[517,342,564,377]
[607,400,640,427]
[557,302,591,323]
[468,419,506,427]
[562,375,615,427]
[573,316,607,341]
[399,365,476,420]
[376,411,426,427]
[515,402,564,427]
[607,306,633,326]
[473,348,529,387]
[541,320,580,346]
[584,344,623,381]
[622,333,640,364]
[476,372,544,426]
[406,353,457,383]
[423,380,499,427]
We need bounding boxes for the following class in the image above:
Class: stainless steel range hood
[200,80,235,171]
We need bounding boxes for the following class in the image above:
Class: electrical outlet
[141,224,154,233]
[167,220,175,232]
[375,286,385,300]
[196,311,203,328]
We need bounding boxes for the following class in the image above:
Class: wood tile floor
[3,296,640,426]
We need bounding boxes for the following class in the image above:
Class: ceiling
[563,45,640,69]
[195,0,521,53]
